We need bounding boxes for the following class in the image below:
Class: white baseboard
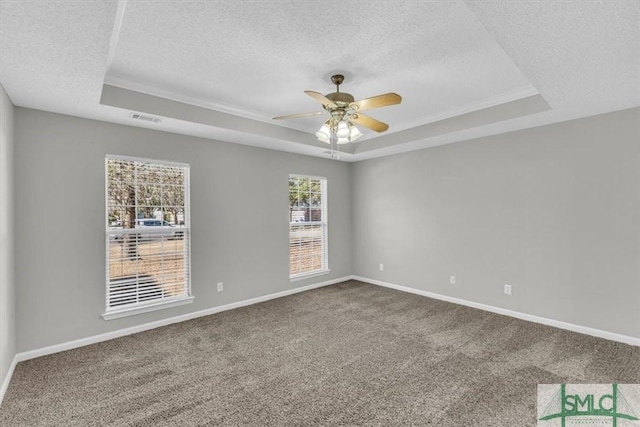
[352,276,640,347]
[0,355,18,406]
[13,275,351,364]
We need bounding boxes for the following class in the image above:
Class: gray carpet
[1,280,638,426]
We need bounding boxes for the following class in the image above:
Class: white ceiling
[1,0,638,161]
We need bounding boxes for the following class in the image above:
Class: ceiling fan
[273,74,402,144]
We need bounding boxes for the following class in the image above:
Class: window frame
[289,174,329,281]
[103,155,193,320]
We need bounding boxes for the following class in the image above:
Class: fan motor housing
[326,92,354,104]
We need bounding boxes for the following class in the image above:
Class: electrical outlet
[217,282,223,292]
[450,275,456,285]
[379,264,384,272]
[504,284,512,295]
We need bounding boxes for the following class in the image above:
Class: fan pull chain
[329,129,340,160]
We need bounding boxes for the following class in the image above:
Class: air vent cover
[130,112,161,123]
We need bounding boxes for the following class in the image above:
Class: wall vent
[130,112,161,123]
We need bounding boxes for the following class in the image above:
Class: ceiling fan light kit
[315,120,362,145]
[274,74,401,154]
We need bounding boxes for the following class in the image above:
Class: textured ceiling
[107,0,534,137]
[1,0,638,161]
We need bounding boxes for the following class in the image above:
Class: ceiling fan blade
[350,93,402,112]
[305,91,337,109]
[273,111,325,120]
[348,113,389,133]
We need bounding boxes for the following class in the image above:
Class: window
[289,175,328,279]
[104,156,192,319]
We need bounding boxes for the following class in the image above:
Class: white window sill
[290,268,330,282]
[102,296,194,320]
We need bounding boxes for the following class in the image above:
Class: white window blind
[105,156,190,315]
[289,175,328,278]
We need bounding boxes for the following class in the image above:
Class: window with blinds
[289,175,328,279]
[105,156,191,318]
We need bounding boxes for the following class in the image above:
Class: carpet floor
[1,280,638,426]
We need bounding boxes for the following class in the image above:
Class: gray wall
[11,105,640,354]
[14,108,352,352]
[352,107,640,338]
[0,84,16,381]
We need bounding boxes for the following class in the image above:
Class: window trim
[289,268,331,282]
[289,174,329,280]
[103,155,192,320]
[101,296,194,320]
